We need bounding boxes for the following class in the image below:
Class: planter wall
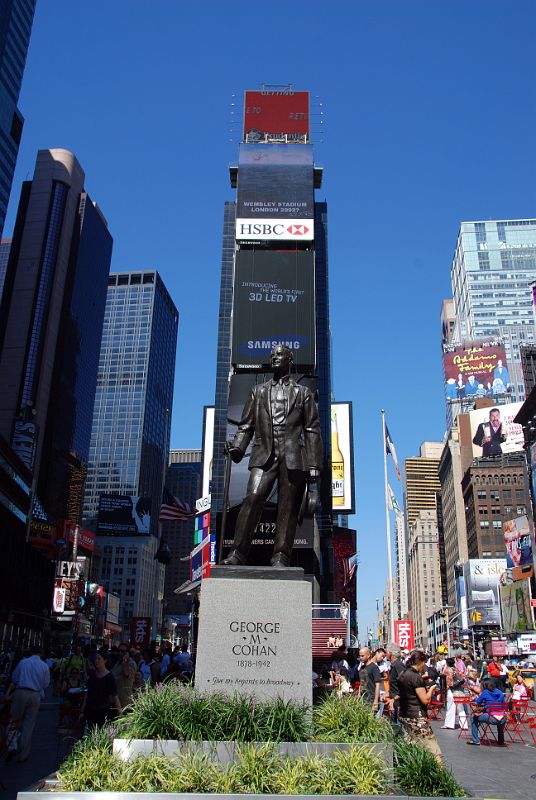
[112,739,393,768]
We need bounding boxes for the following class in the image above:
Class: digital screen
[243,90,309,141]
[443,338,510,402]
[97,495,152,535]
[231,250,315,369]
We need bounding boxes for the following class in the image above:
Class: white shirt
[12,655,50,692]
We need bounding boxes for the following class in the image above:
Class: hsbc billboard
[236,144,314,241]
[236,219,313,241]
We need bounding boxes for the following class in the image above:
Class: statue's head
[271,344,293,372]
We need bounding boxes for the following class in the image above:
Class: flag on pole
[342,552,359,590]
[385,424,401,480]
[159,487,196,522]
[387,484,401,513]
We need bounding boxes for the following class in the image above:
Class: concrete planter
[112,738,392,767]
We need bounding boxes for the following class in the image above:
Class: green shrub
[114,684,311,742]
[312,693,392,743]
[393,738,466,797]
[57,741,388,795]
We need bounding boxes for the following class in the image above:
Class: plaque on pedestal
[195,571,312,706]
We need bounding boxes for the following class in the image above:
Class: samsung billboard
[231,250,315,369]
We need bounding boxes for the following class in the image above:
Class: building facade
[404,442,443,527]
[163,449,201,617]
[210,112,335,600]
[0,238,11,298]
[407,509,442,649]
[82,271,179,635]
[461,452,531,560]
[439,428,469,608]
[0,0,36,237]
[0,149,112,528]
[450,219,536,403]
[394,510,409,618]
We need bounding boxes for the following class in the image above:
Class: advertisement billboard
[500,579,534,633]
[231,250,316,369]
[443,338,509,402]
[201,407,214,500]
[243,90,309,141]
[236,144,314,241]
[504,516,535,569]
[394,620,415,651]
[332,527,357,601]
[463,559,506,626]
[190,534,216,584]
[331,402,355,514]
[97,495,152,535]
[469,402,524,458]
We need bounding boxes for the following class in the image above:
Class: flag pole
[381,409,396,642]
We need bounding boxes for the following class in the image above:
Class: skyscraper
[0,0,36,237]
[162,449,201,617]
[83,271,178,633]
[0,237,11,299]
[450,219,536,402]
[210,95,336,600]
[0,149,112,524]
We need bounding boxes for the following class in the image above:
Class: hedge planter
[112,738,393,768]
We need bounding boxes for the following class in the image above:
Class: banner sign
[331,402,355,514]
[97,495,152,535]
[190,534,216,584]
[63,520,96,552]
[231,250,315,369]
[394,620,415,651]
[332,527,357,601]
[243,91,310,141]
[130,616,151,649]
[235,218,314,241]
[463,559,506,626]
[201,407,214,500]
[504,515,535,568]
[500,580,534,633]
[469,402,524,458]
[443,338,509,401]
[52,587,66,614]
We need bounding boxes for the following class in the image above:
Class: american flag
[159,487,196,522]
[342,552,359,590]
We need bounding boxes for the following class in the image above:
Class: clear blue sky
[5,0,536,639]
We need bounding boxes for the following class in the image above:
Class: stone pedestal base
[195,570,311,705]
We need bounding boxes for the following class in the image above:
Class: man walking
[385,642,406,722]
[358,647,384,716]
[8,644,50,762]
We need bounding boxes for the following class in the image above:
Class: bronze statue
[222,344,322,567]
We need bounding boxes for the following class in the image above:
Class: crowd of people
[315,644,533,763]
[0,640,194,764]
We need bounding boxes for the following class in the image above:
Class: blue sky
[5,0,536,638]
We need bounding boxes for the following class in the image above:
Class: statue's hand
[226,444,243,463]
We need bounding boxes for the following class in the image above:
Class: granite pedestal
[195,566,312,705]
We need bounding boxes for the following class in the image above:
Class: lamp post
[445,606,477,657]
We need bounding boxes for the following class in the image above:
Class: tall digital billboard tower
[211,87,340,601]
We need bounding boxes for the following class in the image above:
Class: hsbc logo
[236,218,314,241]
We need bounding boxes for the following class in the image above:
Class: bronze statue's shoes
[270,553,290,567]
[221,550,245,566]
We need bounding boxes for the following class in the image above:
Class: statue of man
[222,344,322,567]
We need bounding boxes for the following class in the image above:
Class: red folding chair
[454,695,472,739]
[428,696,445,721]
[507,699,530,745]
[478,702,509,746]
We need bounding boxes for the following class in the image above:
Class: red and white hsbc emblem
[394,619,415,651]
[236,218,314,241]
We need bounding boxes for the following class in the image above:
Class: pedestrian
[467,677,507,746]
[79,652,121,727]
[358,646,384,717]
[441,657,457,729]
[7,643,50,762]
[138,649,160,686]
[111,643,137,709]
[385,642,406,723]
[398,649,442,764]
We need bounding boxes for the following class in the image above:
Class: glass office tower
[0,0,36,236]
[451,219,536,402]
[83,271,178,631]
[0,238,10,299]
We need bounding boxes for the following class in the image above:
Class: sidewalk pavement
[1,698,77,800]
[432,720,536,800]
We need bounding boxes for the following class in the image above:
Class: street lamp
[444,606,477,657]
